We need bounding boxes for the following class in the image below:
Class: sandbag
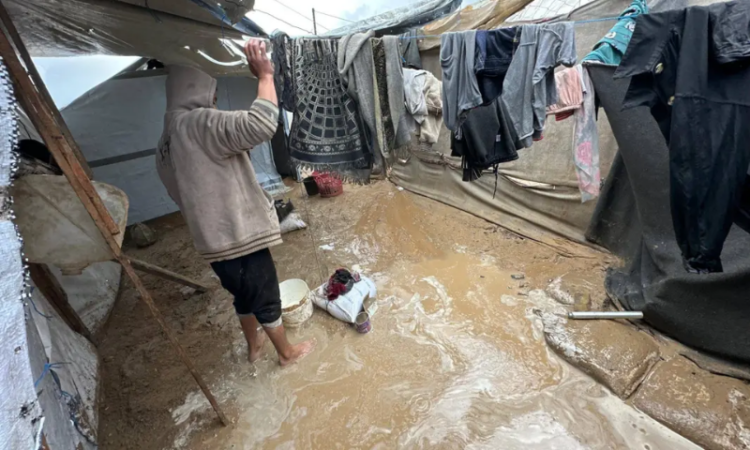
[311,277,377,324]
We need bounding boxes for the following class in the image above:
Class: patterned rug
[288,38,370,181]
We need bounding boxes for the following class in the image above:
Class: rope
[34,362,69,388]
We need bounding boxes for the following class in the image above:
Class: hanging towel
[338,30,383,174]
[288,39,370,181]
[572,66,599,203]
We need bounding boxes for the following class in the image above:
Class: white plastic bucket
[279,279,313,328]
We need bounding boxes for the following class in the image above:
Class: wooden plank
[119,258,228,426]
[0,5,119,237]
[127,256,211,293]
[0,6,228,425]
[29,263,95,345]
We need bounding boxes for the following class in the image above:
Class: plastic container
[303,176,319,196]
[279,279,314,328]
[314,173,344,198]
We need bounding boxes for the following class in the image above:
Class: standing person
[156,40,315,366]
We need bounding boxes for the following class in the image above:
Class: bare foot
[279,340,316,366]
[248,332,267,363]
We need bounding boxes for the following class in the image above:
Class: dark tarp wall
[587,64,750,364]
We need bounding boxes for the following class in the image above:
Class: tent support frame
[0,0,228,428]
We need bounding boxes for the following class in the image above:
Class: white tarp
[61,70,284,224]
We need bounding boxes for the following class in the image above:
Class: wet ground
[99,181,700,450]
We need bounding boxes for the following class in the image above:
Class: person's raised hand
[245,39,273,80]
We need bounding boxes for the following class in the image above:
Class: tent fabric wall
[393,0,630,251]
[62,71,282,224]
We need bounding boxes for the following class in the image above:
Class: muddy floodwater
[100,182,700,450]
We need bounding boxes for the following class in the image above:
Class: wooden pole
[0,4,228,427]
[0,3,93,180]
[29,263,95,345]
[127,256,211,293]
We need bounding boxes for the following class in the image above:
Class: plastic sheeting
[0,58,44,449]
[5,0,256,76]
[326,0,463,36]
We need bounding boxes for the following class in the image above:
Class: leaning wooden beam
[0,6,229,427]
[28,263,95,345]
[0,5,117,236]
[127,256,211,293]
[0,3,93,180]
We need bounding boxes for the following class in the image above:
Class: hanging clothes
[441,31,483,131]
[403,68,443,144]
[338,31,383,174]
[288,39,370,181]
[615,1,750,273]
[451,98,518,182]
[547,66,583,120]
[572,66,600,203]
[582,0,648,66]
[501,24,540,149]
[531,23,577,141]
[383,36,411,149]
[474,27,517,105]
[400,29,423,69]
[270,31,295,113]
[372,38,396,159]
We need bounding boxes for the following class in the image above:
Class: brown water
[175,185,699,450]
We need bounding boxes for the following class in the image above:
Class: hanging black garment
[615,1,750,273]
[474,27,517,105]
[451,98,518,182]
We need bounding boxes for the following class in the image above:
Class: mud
[99,181,698,450]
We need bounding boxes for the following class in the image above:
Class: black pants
[210,248,282,326]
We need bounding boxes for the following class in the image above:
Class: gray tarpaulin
[61,69,282,224]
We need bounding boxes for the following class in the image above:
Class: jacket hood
[166,65,217,111]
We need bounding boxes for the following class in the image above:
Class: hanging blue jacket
[583,0,648,66]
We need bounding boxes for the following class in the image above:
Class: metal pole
[568,311,644,320]
[312,8,318,35]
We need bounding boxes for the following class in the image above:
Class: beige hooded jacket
[156,65,281,263]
